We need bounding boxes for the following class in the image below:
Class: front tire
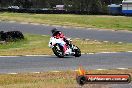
[74,46,81,57]
[52,44,64,58]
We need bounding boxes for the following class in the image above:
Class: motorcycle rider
[49,28,72,54]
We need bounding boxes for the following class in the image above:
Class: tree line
[0,0,122,14]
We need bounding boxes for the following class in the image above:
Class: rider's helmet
[51,28,57,35]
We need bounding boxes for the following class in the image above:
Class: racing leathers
[49,31,71,54]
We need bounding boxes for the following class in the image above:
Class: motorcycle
[49,37,81,58]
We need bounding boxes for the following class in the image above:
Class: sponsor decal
[76,67,131,86]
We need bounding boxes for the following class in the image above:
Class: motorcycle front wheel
[52,44,64,58]
[74,46,81,57]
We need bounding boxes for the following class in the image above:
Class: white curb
[97,52,117,54]
[96,69,107,70]
[116,68,128,70]
[25,55,50,57]
[30,23,40,25]
[32,72,41,74]
[87,53,95,54]
[0,56,20,57]
[50,71,61,73]
[8,21,16,23]
[8,73,18,74]
[20,22,29,24]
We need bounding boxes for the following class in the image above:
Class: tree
[0,0,123,14]
[89,0,103,14]
[23,0,32,8]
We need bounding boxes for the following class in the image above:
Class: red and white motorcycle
[49,37,81,58]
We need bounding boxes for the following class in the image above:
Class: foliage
[0,0,122,13]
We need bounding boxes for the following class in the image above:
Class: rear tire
[52,44,64,58]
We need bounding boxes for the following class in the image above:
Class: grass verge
[0,34,132,56]
[0,69,132,88]
[0,12,132,31]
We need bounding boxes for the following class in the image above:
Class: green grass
[0,69,132,88]
[0,34,132,56]
[0,12,132,31]
[73,39,132,53]
[0,72,76,88]
[0,34,52,56]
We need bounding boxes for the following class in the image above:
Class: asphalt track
[0,21,132,43]
[0,52,132,73]
[0,21,132,87]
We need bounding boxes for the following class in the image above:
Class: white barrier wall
[122,3,127,10]
[122,0,132,10]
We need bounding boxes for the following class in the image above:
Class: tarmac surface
[0,21,132,43]
[0,52,132,73]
